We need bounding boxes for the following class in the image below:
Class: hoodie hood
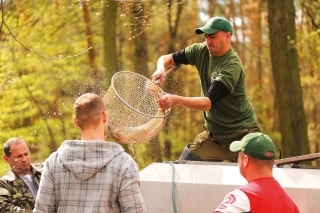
[57,140,124,180]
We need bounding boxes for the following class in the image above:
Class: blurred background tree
[0,0,319,175]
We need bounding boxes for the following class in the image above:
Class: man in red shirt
[213,132,300,213]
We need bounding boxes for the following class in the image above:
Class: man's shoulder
[239,177,273,188]
[223,48,242,62]
[186,42,207,51]
[0,169,16,182]
[185,42,209,63]
[31,162,44,173]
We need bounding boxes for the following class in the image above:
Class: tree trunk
[130,2,162,161]
[162,0,185,160]
[131,3,149,77]
[82,2,96,72]
[267,0,310,157]
[103,0,118,87]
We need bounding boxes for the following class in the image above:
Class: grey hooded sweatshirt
[33,140,146,213]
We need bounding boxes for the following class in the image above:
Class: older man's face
[3,143,31,175]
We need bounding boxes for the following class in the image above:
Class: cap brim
[229,140,244,152]
[195,27,220,35]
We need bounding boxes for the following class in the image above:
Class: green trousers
[188,122,262,162]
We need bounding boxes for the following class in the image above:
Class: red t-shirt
[213,177,300,213]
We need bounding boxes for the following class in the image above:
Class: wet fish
[109,109,168,144]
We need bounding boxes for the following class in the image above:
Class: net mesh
[103,71,170,144]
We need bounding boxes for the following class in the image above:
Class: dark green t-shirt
[185,42,257,134]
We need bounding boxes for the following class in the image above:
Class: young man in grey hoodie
[34,93,146,213]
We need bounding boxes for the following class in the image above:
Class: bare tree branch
[0,0,92,60]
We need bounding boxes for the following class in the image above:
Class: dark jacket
[0,163,43,213]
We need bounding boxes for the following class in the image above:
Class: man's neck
[15,169,31,176]
[80,128,105,141]
[246,169,273,183]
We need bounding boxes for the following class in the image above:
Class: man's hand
[152,54,177,85]
[156,93,174,110]
[152,68,167,86]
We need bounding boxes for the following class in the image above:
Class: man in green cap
[152,16,261,162]
[213,132,300,213]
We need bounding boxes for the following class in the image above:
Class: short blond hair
[74,93,106,129]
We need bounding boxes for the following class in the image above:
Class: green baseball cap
[195,17,233,35]
[230,132,277,160]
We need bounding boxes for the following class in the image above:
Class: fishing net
[103,71,170,144]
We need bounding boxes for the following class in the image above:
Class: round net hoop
[103,71,170,144]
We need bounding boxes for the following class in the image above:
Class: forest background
[0,0,319,176]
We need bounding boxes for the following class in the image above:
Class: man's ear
[243,155,249,167]
[102,111,107,123]
[3,155,9,164]
[226,32,231,39]
[73,116,79,128]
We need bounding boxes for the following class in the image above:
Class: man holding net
[152,16,261,162]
